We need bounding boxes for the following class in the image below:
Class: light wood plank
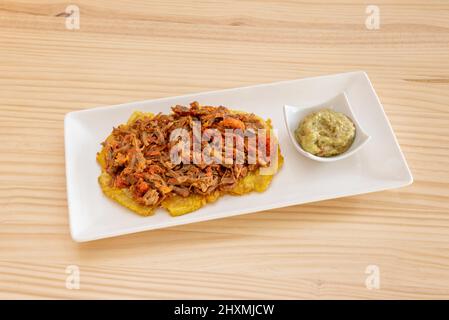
[0,0,448,299]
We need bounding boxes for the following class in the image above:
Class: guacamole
[295,109,356,157]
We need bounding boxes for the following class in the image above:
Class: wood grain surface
[1,0,449,299]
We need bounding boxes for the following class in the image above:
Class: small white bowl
[284,92,371,162]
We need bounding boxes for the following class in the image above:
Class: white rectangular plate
[65,71,413,242]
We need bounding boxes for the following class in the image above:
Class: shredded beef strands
[101,102,270,207]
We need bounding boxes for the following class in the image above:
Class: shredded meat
[100,101,272,207]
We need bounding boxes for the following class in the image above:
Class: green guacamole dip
[295,109,356,157]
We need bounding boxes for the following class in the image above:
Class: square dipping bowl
[284,92,371,162]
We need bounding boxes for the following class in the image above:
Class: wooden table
[1,0,448,299]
